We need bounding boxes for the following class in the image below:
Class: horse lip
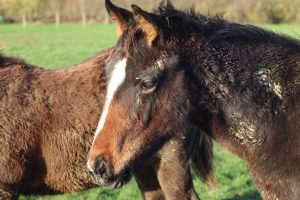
[88,167,132,189]
[120,167,132,184]
[110,167,133,188]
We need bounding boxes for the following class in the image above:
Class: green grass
[262,24,300,39]
[1,23,299,200]
[0,24,117,68]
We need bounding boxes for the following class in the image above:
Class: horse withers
[0,48,212,199]
[88,1,300,200]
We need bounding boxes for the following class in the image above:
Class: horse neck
[185,38,289,153]
[183,35,300,198]
[187,33,300,163]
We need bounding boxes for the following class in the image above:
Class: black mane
[153,1,300,50]
[0,53,25,68]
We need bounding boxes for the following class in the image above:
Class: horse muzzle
[87,155,132,189]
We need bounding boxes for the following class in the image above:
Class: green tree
[0,0,38,26]
[46,0,64,27]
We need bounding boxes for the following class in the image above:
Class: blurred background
[1,0,300,26]
[0,1,299,200]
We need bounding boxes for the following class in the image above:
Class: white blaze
[93,58,127,142]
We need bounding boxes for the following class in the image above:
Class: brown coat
[0,49,110,195]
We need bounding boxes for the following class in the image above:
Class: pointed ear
[105,0,133,35]
[131,5,160,47]
[160,0,174,9]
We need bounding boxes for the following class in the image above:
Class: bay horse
[88,1,300,200]
[0,47,213,199]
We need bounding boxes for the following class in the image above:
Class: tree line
[0,0,299,26]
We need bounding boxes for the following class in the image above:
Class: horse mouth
[89,167,132,189]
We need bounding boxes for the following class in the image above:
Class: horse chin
[89,168,132,189]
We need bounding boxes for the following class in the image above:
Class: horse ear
[131,5,160,46]
[105,0,133,35]
[160,0,174,9]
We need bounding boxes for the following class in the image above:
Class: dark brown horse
[88,1,300,200]
[0,46,213,199]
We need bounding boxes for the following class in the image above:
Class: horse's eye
[140,79,157,94]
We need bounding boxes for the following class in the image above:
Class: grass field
[1,23,299,200]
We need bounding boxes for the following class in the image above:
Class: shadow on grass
[227,190,262,200]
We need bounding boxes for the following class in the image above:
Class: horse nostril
[94,155,109,177]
